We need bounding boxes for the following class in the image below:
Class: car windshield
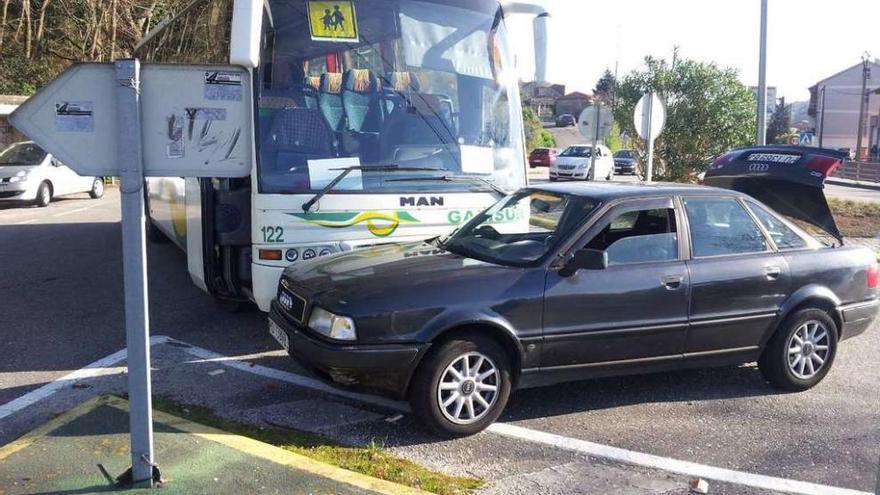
[614,150,635,159]
[560,146,592,158]
[256,0,526,195]
[443,190,598,266]
[0,143,46,166]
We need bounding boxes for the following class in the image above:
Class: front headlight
[9,171,28,183]
[308,307,357,341]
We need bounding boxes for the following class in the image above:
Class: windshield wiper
[302,165,447,212]
[386,175,508,197]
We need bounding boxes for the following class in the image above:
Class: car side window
[745,202,809,250]
[585,208,679,265]
[683,197,768,257]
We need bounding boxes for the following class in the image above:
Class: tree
[613,56,756,182]
[522,106,555,152]
[593,69,617,106]
[766,97,791,144]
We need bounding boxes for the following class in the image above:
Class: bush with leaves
[613,57,756,182]
[523,106,554,151]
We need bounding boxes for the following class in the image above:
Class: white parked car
[549,144,614,182]
[0,141,103,207]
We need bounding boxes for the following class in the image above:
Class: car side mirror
[560,248,608,277]
[50,158,61,167]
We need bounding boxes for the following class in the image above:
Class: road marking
[0,336,170,421]
[52,202,101,217]
[168,337,873,495]
[1,336,872,495]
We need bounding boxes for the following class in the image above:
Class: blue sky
[507,0,880,102]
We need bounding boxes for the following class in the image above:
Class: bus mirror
[502,2,551,84]
[533,13,549,84]
[230,0,263,68]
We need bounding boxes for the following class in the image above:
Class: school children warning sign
[308,1,359,42]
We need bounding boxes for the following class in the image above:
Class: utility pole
[855,54,871,161]
[818,85,826,148]
[756,0,768,145]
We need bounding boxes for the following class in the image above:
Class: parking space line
[487,423,871,495]
[52,202,101,217]
[2,336,872,495]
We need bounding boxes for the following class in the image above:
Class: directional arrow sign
[10,63,253,178]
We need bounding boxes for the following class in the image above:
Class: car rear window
[745,201,810,250]
[683,197,768,257]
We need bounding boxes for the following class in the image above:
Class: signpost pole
[590,104,601,179]
[645,94,655,183]
[114,58,155,485]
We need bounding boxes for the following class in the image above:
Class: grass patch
[149,396,482,495]
[828,198,880,238]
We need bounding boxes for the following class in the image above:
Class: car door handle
[661,275,684,290]
[764,266,782,280]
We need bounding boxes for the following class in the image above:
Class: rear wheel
[89,178,104,199]
[758,309,838,391]
[409,335,512,437]
[35,182,52,207]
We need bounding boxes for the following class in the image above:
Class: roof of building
[810,59,880,89]
[557,91,591,101]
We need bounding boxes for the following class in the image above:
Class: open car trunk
[703,146,847,242]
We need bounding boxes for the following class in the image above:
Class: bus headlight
[308,307,357,341]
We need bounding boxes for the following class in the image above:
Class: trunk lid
[703,146,847,242]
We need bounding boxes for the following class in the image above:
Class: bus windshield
[258,0,526,195]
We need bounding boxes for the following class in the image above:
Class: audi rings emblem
[748,163,770,172]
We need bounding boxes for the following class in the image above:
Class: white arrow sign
[10,63,253,178]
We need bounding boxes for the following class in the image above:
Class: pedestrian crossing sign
[308,1,359,43]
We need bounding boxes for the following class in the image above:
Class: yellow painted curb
[0,395,112,462]
[0,395,429,495]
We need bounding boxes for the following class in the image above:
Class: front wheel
[758,309,838,391]
[89,178,104,199]
[35,182,52,207]
[409,335,512,437]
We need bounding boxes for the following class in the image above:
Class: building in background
[520,82,566,122]
[809,60,880,159]
[0,95,28,149]
[554,91,592,119]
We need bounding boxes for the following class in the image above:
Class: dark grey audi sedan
[268,146,879,436]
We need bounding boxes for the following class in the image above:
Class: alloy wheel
[787,320,831,379]
[437,352,500,425]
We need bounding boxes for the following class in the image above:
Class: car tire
[606,169,613,181]
[35,182,52,207]
[758,308,838,391]
[89,178,104,199]
[549,177,557,182]
[409,334,512,437]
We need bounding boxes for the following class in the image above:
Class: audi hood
[704,146,847,242]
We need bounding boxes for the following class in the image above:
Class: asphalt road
[1,187,878,493]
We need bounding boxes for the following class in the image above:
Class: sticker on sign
[9,63,253,178]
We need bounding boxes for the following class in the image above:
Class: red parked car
[529,147,557,168]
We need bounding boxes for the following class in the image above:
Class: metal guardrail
[834,161,880,183]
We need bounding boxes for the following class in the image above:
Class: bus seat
[265,108,335,185]
[319,73,345,132]
[384,71,421,114]
[342,69,383,133]
[303,76,320,110]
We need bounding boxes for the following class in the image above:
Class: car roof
[530,181,746,201]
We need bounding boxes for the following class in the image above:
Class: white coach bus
[138,0,549,311]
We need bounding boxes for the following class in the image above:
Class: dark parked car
[555,114,576,127]
[613,148,639,175]
[268,146,879,436]
[528,147,557,168]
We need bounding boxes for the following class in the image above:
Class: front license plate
[268,319,289,351]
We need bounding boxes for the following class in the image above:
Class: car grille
[559,165,576,170]
[0,191,24,198]
[278,282,307,323]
